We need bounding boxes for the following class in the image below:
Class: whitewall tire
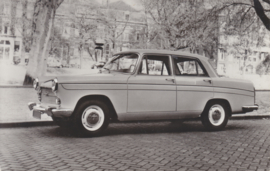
[201,101,230,131]
[74,100,110,136]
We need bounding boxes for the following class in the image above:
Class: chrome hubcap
[82,105,104,131]
[208,104,225,126]
[87,113,99,125]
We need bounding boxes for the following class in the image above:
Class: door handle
[166,78,175,83]
[203,79,212,84]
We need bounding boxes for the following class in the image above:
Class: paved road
[1,120,270,171]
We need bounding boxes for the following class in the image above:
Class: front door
[126,55,177,120]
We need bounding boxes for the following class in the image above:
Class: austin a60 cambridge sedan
[28,50,258,136]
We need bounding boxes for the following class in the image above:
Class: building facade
[216,14,270,76]
[0,0,146,67]
[0,0,35,65]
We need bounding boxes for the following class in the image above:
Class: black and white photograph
[0,0,270,170]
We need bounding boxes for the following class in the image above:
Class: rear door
[172,56,213,116]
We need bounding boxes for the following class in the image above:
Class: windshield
[103,53,139,73]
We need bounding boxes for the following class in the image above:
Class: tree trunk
[79,48,82,69]
[67,44,70,66]
[21,0,28,61]
[253,0,270,31]
[23,0,64,85]
[10,0,18,36]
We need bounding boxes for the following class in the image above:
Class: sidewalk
[0,87,269,127]
[0,87,53,127]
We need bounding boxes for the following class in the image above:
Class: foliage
[214,0,270,74]
[69,3,133,61]
[141,0,220,59]
[71,8,99,62]
[256,54,270,75]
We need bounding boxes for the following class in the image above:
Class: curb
[0,85,33,88]
[0,121,55,128]
[231,115,270,120]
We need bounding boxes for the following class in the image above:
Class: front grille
[41,88,56,104]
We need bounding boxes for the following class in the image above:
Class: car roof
[114,49,209,61]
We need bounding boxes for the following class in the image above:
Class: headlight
[33,78,39,90]
[52,78,58,92]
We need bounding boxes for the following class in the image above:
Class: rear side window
[173,56,208,76]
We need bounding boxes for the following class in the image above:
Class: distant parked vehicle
[13,56,20,65]
[91,61,106,69]
[47,57,62,68]
[25,58,29,65]
[28,49,258,136]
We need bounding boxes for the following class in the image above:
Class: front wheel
[201,102,230,131]
[74,100,110,136]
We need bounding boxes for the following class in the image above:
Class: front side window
[173,56,207,76]
[103,53,138,73]
[139,55,171,76]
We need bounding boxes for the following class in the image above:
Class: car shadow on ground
[44,120,248,138]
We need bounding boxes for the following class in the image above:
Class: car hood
[39,72,131,87]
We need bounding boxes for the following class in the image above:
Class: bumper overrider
[242,104,259,113]
[28,102,73,119]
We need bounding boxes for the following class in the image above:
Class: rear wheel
[73,100,110,136]
[201,101,230,131]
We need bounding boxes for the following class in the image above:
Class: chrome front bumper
[28,102,73,119]
[242,104,259,113]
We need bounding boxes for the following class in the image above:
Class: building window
[124,33,129,41]
[136,33,139,41]
[0,47,3,59]
[254,51,257,56]
[14,41,20,53]
[4,26,8,34]
[125,14,129,21]
[71,28,75,37]
[70,48,74,57]
[105,44,109,55]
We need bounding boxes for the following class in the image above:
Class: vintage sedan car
[28,50,258,136]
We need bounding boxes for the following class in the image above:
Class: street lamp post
[95,38,105,61]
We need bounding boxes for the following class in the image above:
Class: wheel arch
[203,99,232,117]
[72,95,118,121]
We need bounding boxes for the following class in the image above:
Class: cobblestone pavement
[0,120,270,171]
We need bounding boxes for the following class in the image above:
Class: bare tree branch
[262,0,270,4]
[253,0,270,30]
